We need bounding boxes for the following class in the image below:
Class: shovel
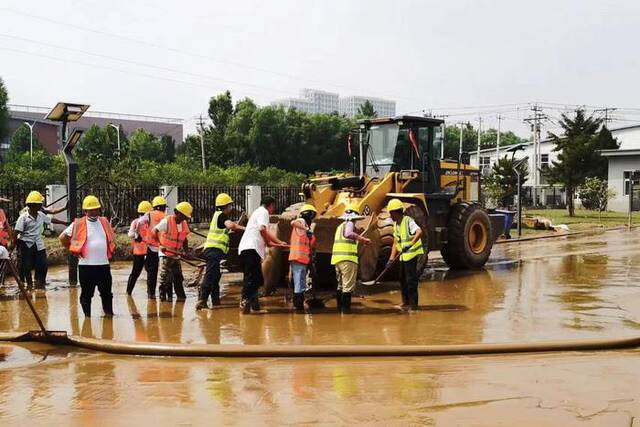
[360,252,401,286]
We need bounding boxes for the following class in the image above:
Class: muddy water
[3,229,640,425]
[2,229,640,345]
[1,343,639,425]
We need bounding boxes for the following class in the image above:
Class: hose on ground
[1,331,639,358]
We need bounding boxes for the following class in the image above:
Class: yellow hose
[2,331,640,358]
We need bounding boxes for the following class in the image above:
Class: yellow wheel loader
[262,116,506,290]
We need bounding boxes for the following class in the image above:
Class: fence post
[161,185,178,213]
[46,184,68,232]
[246,185,261,215]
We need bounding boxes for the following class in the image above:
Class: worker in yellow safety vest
[60,195,117,317]
[331,205,371,314]
[150,201,192,302]
[136,195,167,298]
[387,198,424,312]
[196,193,245,310]
[288,204,317,313]
[126,200,153,296]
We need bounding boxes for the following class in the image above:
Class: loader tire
[441,203,492,270]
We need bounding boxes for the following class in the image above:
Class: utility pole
[496,114,501,158]
[197,115,206,172]
[524,105,546,206]
[476,116,482,168]
[459,122,464,159]
[108,123,121,153]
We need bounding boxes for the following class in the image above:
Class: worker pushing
[387,198,424,312]
[331,205,371,314]
[126,200,153,296]
[150,201,193,302]
[288,204,317,313]
[136,195,167,298]
[196,193,245,311]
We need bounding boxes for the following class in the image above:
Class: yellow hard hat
[300,204,317,214]
[152,196,167,207]
[82,195,102,210]
[215,193,233,207]
[175,201,193,219]
[137,200,153,214]
[344,204,360,215]
[25,191,44,205]
[387,198,404,212]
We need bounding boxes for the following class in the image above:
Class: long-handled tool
[360,252,401,286]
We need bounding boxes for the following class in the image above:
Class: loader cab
[358,116,444,194]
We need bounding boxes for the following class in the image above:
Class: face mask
[87,215,98,222]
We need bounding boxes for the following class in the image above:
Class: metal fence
[262,186,302,212]
[0,186,47,223]
[178,186,248,224]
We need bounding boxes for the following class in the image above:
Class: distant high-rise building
[271,88,339,114]
[272,88,395,118]
[339,96,396,118]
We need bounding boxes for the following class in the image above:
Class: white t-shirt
[154,217,186,257]
[63,219,109,266]
[238,206,270,260]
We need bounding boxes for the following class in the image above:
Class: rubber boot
[293,293,305,313]
[335,290,343,312]
[102,298,114,317]
[126,278,135,296]
[211,294,221,306]
[81,302,91,317]
[240,298,251,314]
[341,292,352,314]
[195,300,208,311]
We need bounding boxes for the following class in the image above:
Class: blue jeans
[290,262,308,294]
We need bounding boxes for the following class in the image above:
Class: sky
[2,0,640,137]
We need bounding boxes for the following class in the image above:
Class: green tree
[579,176,615,222]
[225,98,257,164]
[128,128,161,162]
[356,100,377,118]
[159,135,175,163]
[0,77,9,143]
[75,124,119,184]
[545,109,618,216]
[8,125,45,159]
[483,156,529,207]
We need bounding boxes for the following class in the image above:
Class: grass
[523,208,640,231]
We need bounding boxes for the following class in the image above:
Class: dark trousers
[126,254,146,294]
[79,264,113,316]
[17,240,47,288]
[240,249,263,303]
[399,258,419,309]
[145,250,159,297]
[159,257,186,300]
[200,247,224,304]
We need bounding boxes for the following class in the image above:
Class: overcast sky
[1,0,639,137]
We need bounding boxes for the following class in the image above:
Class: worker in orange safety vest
[288,204,317,313]
[135,195,167,298]
[126,200,153,296]
[60,195,116,317]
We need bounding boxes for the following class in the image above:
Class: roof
[600,148,640,157]
[358,115,444,126]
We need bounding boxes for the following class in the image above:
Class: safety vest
[0,209,9,247]
[331,222,358,265]
[288,220,316,265]
[146,210,165,247]
[69,217,116,259]
[131,217,149,256]
[204,211,230,254]
[394,215,424,262]
[159,215,190,258]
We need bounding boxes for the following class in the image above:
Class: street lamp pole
[108,123,121,153]
[23,121,35,168]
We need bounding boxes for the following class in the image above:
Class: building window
[540,153,549,169]
[480,156,491,172]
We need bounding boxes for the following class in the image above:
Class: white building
[339,96,396,118]
[271,88,339,114]
[469,124,640,209]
